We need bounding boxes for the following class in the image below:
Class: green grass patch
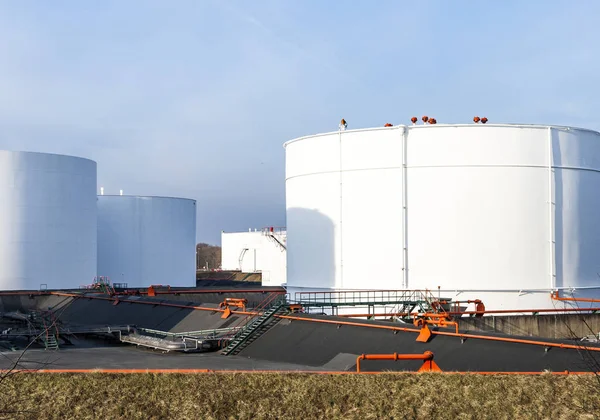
[0,373,599,419]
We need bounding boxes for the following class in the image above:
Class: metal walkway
[290,289,450,319]
[117,327,223,353]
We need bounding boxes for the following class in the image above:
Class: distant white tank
[0,151,97,290]
[97,195,197,287]
[284,124,600,311]
[221,228,287,286]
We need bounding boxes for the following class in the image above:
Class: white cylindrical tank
[284,124,600,311]
[97,195,197,287]
[0,151,97,290]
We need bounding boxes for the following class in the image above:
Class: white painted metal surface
[0,151,97,290]
[97,196,196,287]
[221,228,287,286]
[284,124,600,311]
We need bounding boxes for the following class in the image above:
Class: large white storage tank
[285,124,600,311]
[97,195,197,287]
[0,151,97,290]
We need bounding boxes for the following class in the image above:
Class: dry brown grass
[0,373,599,419]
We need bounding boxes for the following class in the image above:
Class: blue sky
[0,1,598,244]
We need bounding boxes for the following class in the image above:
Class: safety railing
[80,276,117,296]
[116,329,205,353]
[293,289,438,305]
[261,226,286,236]
[138,326,242,339]
[292,289,449,318]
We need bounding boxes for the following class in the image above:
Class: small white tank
[97,195,197,287]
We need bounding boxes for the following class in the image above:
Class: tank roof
[0,149,96,164]
[97,195,196,202]
[283,123,600,148]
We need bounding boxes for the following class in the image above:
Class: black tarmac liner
[1,294,251,333]
[3,294,599,372]
[142,290,283,308]
[238,315,600,372]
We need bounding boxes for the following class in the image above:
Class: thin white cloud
[215,1,366,89]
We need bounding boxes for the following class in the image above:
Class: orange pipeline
[356,351,440,373]
[337,306,600,318]
[337,312,411,318]
[5,369,599,375]
[50,292,258,316]
[2,368,378,375]
[453,307,600,315]
[0,289,284,297]
[550,290,600,303]
[277,314,600,352]
[139,288,285,296]
[0,291,51,296]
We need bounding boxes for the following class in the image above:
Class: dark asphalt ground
[0,345,321,371]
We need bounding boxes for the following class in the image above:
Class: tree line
[196,243,221,270]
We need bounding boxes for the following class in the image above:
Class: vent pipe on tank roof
[100,187,104,195]
[119,189,123,196]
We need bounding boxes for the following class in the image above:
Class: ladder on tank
[262,227,286,252]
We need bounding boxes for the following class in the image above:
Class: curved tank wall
[284,124,600,311]
[0,151,97,290]
[97,195,197,287]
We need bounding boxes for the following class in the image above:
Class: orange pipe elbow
[356,351,438,373]
[551,290,600,303]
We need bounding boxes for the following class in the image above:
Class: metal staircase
[36,310,60,350]
[43,334,59,350]
[262,227,286,251]
[91,276,116,296]
[221,294,286,356]
[267,234,286,251]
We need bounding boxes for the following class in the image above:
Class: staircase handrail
[220,297,286,355]
[419,289,451,319]
[267,233,286,251]
[221,293,286,341]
